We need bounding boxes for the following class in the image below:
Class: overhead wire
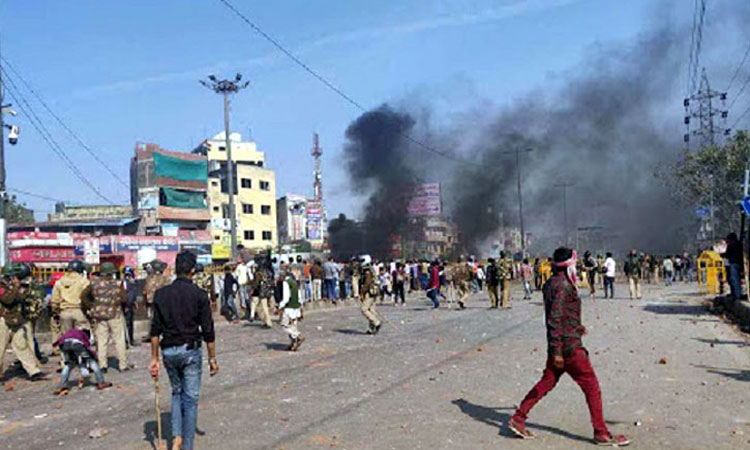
[1,57,129,188]
[726,42,750,93]
[8,187,67,203]
[215,0,481,167]
[1,67,114,204]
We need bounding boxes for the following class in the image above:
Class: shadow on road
[263,342,291,351]
[333,328,370,335]
[692,337,750,347]
[143,412,171,450]
[451,398,591,444]
[693,364,750,382]
[642,303,707,316]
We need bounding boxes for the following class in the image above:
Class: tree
[5,195,34,224]
[670,131,750,240]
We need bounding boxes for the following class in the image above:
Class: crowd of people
[2,240,743,450]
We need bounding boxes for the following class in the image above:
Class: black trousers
[124,308,135,345]
[394,282,405,304]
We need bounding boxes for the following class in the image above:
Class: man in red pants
[508,247,630,447]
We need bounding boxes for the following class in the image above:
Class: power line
[8,187,66,203]
[1,57,129,188]
[215,0,479,166]
[726,41,750,93]
[731,102,750,130]
[1,68,114,204]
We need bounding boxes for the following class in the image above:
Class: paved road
[2,282,750,449]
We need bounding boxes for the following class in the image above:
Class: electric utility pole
[554,181,575,247]
[201,74,249,261]
[0,39,7,264]
[500,147,533,257]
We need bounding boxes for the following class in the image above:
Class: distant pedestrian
[583,251,598,299]
[721,233,744,300]
[624,250,642,300]
[149,251,218,450]
[277,271,305,351]
[392,263,407,305]
[426,261,441,309]
[221,265,239,323]
[521,258,533,300]
[508,247,630,447]
[486,258,500,308]
[603,252,616,299]
[663,256,674,287]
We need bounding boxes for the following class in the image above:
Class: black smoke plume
[332,3,749,257]
[342,106,417,258]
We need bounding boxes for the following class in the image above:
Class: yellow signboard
[212,234,231,260]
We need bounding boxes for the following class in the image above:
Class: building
[130,142,210,236]
[48,204,134,222]
[193,132,277,259]
[277,194,308,246]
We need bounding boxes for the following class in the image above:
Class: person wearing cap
[508,247,630,447]
[0,263,46,381]
[359,265,381,334]
[83,262,128,372]
[143,260,170,321]
[51,260,91,334]
[276,270,305,351]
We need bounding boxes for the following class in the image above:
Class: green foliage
[671,131,750,237]
[5,195,34,224]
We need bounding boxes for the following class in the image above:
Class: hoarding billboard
[407,183,441,217]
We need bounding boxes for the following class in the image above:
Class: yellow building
[194,132,277,259]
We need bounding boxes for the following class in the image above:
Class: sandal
[595,433,630,446]
[508,418,535,439]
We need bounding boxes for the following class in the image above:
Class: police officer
[359,264,381,334]
[498,251,513,309]
[486,258,500,308]
[193,263,215,305]
[143,260,169,320]
[84,262,128,372]
[51,260,90,333]
[250,255,274,328]
[452,259,471,309]
[0,263,45,381]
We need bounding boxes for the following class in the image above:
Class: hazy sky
[0,0,733,220]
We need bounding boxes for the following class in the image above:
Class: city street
[2,282,750,450]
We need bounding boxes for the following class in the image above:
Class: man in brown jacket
[51,260,90,333]
[84,262,128,372]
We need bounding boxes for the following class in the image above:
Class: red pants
[513,347,608,437]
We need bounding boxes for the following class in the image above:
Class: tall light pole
[500,147,533,257]
[201,74,249,261]
[554,181,575,247]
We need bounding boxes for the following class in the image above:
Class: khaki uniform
[51,272,90,332]
[499,257,513,309]
[360,271,380,329]
[0,283,41,376]
[194,272,215,304]
[250,269,273,327]
[143,273,169,319]
[85,277,127,370]
[627,257,643,300]
[452,264,471,308]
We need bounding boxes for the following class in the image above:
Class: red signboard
[10,247,77,263]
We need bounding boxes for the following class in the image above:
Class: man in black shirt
[149,251,218,450]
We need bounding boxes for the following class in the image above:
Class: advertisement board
[407,183,442,217]
[306,203,323,242]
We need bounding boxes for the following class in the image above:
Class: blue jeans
[427,288,439,308]
[59,341,105,388]
[163,345,202,450]
[222,294,238,320]
[324,279,335,299]
[728,263,743,300]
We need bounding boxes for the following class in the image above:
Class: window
[242,204,253,214]
[262,231,272,241]
[244,230,255,240]
[241,178,252,189]
[221,204,230,219]
[211,180,219,187]
[214,235,220,241]
[219,146,226,151]
[261,205,271,215]
[212,206,220,212]
[260,181,270,191]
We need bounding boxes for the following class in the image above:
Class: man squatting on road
[149,251,219,450]
[508,247,630,447]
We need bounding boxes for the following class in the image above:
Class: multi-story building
[277,194,308,246]
[130,142,210,235]
[194,132,277,259]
